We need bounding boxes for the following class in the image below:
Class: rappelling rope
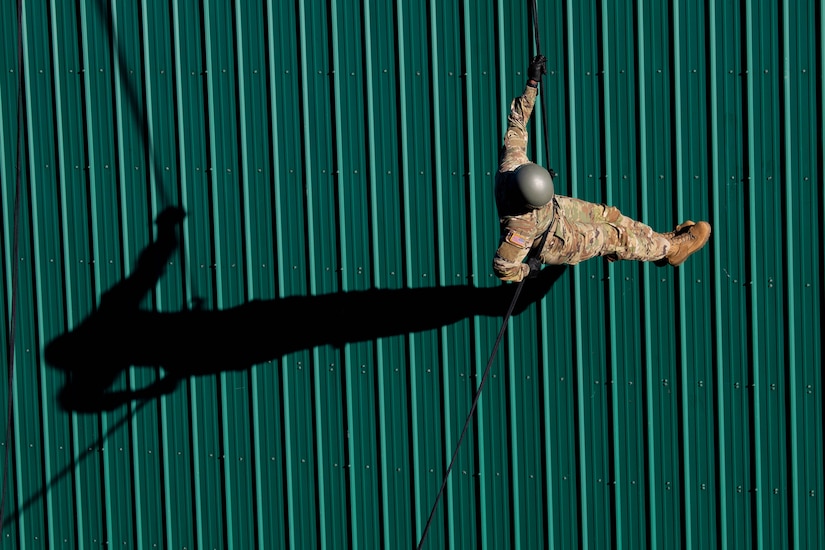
[415,1,553,547]
[529,0,555,176]
[415,236,547,550]
[1,0,26,536]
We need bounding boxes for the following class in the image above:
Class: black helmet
[513,163,554,209]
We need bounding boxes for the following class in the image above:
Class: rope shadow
[0,399,151,533]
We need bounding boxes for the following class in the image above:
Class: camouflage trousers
[540,196,670,265]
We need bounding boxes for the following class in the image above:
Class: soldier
[493,55,711,282]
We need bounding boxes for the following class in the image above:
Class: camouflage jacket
[493,83,559,282]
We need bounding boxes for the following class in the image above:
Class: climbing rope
[529,0,555,176]
[415,1,553,547]
[415,237,547,550]
[415,284,524,549]
[1,0,25,536]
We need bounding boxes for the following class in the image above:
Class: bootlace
[666,221,696,242]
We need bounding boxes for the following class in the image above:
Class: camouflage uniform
[493,84,671,282]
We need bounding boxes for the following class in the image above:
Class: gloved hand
[528,55,547,82]
[526,256,541,278]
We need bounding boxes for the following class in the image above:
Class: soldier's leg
[538,214,609,265]
[607,213,670,261]
[555,196,622,224]
[544,198,670,264]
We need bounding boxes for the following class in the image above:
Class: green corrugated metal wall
[1,0,823,548]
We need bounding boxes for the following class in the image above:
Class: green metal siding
[1,1,823,548]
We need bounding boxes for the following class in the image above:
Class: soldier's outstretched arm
[502,55,546,154]
[98,207,185,311]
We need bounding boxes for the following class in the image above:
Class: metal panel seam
[671,2,696,547]
[780,2,801,548]
[706,2,730,548]
[599,2,623,545]
[636,2,661,547]
[564,2,589,548]
[743,2,765,545]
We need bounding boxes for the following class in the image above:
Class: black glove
[528,55,547,82]
[526,256,541,278]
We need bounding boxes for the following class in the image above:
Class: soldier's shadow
[45,207,567,414]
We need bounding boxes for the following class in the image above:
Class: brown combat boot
[665,221,711,266]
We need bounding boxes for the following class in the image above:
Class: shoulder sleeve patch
[505,230,529,248]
